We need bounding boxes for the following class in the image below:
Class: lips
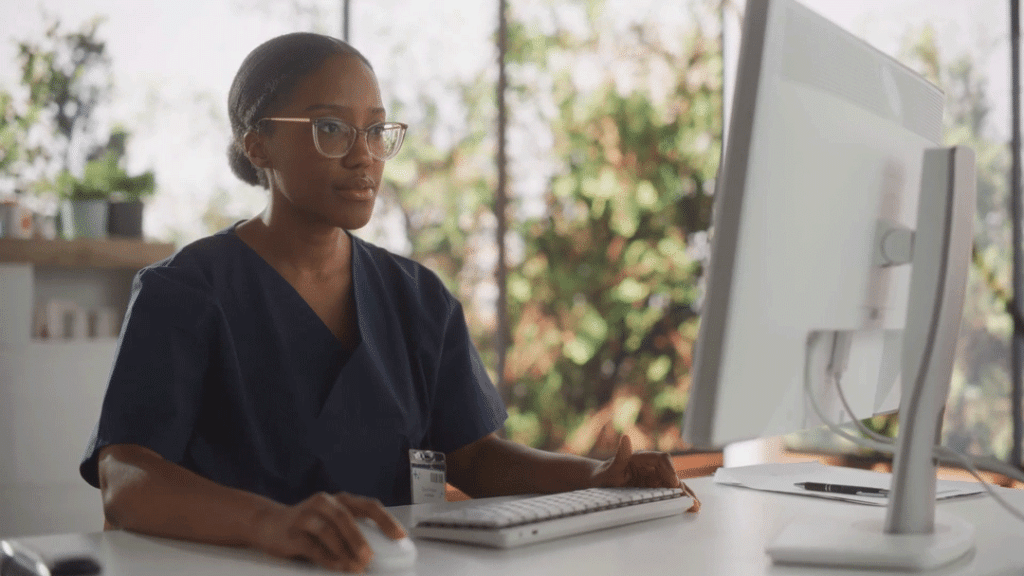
[333,177,377,202]
[335,176,377,191]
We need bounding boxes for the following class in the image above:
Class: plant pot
[107,200,144,238]
[0,200,34,239]
[61,199,108,239]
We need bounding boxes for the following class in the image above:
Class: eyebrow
[304,104,386,116]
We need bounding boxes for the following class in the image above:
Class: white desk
[7,475,1024,575]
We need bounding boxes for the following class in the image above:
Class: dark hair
[227,33,373,188]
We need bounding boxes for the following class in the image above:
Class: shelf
[28,337,119,346]
[0,237,175,269]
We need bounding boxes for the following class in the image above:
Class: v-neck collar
[222,223,363,352]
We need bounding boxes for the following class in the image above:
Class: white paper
[713,461,983,506]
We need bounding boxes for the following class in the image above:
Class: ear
[243,129,272,169]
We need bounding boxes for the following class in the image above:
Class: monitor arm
[768,146,978,571]
[885,146,977,536]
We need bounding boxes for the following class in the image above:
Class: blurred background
[0,0,1017,467]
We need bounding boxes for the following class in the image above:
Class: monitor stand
[768,513,974,571]
[767,147,977,570]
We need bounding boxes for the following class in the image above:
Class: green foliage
[500,1,722,455]
[0,88,44,189]
[56,169,105,201]
[51,129,156,202]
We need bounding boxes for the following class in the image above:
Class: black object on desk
[1,538,101,576]
[795,482,889,497]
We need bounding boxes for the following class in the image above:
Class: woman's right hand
[250,491,407,573]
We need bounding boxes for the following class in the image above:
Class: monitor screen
[682,0,944,448]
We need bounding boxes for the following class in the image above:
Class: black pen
[795,482,889,497]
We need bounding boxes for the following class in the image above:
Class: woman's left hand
[590,435,681,489]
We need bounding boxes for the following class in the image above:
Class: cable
[829,371,893,445]
[802,333,897,455]
[822,341,1024,484]
[934,445,1024,524]
[831,368,1024,523]
[803,332,1024,525]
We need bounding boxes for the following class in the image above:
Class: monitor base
[766,511,975,571]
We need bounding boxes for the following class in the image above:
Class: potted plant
[54,141,157,239]
[57,168,110,239]
[107,170,155,238]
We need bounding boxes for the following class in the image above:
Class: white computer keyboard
[411,486,692,549]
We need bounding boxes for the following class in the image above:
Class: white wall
[0,264,120,537]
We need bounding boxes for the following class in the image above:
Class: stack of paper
[714,461,984,506]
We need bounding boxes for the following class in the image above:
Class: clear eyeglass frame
[260,117,408,161]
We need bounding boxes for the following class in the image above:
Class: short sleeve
[426,293,507,454]
[79,266,217,487]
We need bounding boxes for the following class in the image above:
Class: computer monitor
[682,0,977,570]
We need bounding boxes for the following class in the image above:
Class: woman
[80,32,682,573]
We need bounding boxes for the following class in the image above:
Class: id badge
[409,449,447,504]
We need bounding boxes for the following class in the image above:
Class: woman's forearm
[447,434,601,497]
[98,444,281,548]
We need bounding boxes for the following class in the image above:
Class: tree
[901,27,1016,459]
[0,86,42,193]
[499,0,723,455]
[13,16,112,184]
[354,0,723,455]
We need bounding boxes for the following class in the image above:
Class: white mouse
[356,518,417,572]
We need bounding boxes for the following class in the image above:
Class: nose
[342,131,374,168]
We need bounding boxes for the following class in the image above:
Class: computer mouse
[356,518,417,573]
[1,538,101,576]
[48,555,102,576]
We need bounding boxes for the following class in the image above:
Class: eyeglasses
[260,117,407,161]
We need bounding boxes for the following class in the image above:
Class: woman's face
[259,53,386,231]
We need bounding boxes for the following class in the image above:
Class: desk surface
[8,476,1024,575]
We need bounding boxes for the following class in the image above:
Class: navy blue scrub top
[80,226,507,506]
